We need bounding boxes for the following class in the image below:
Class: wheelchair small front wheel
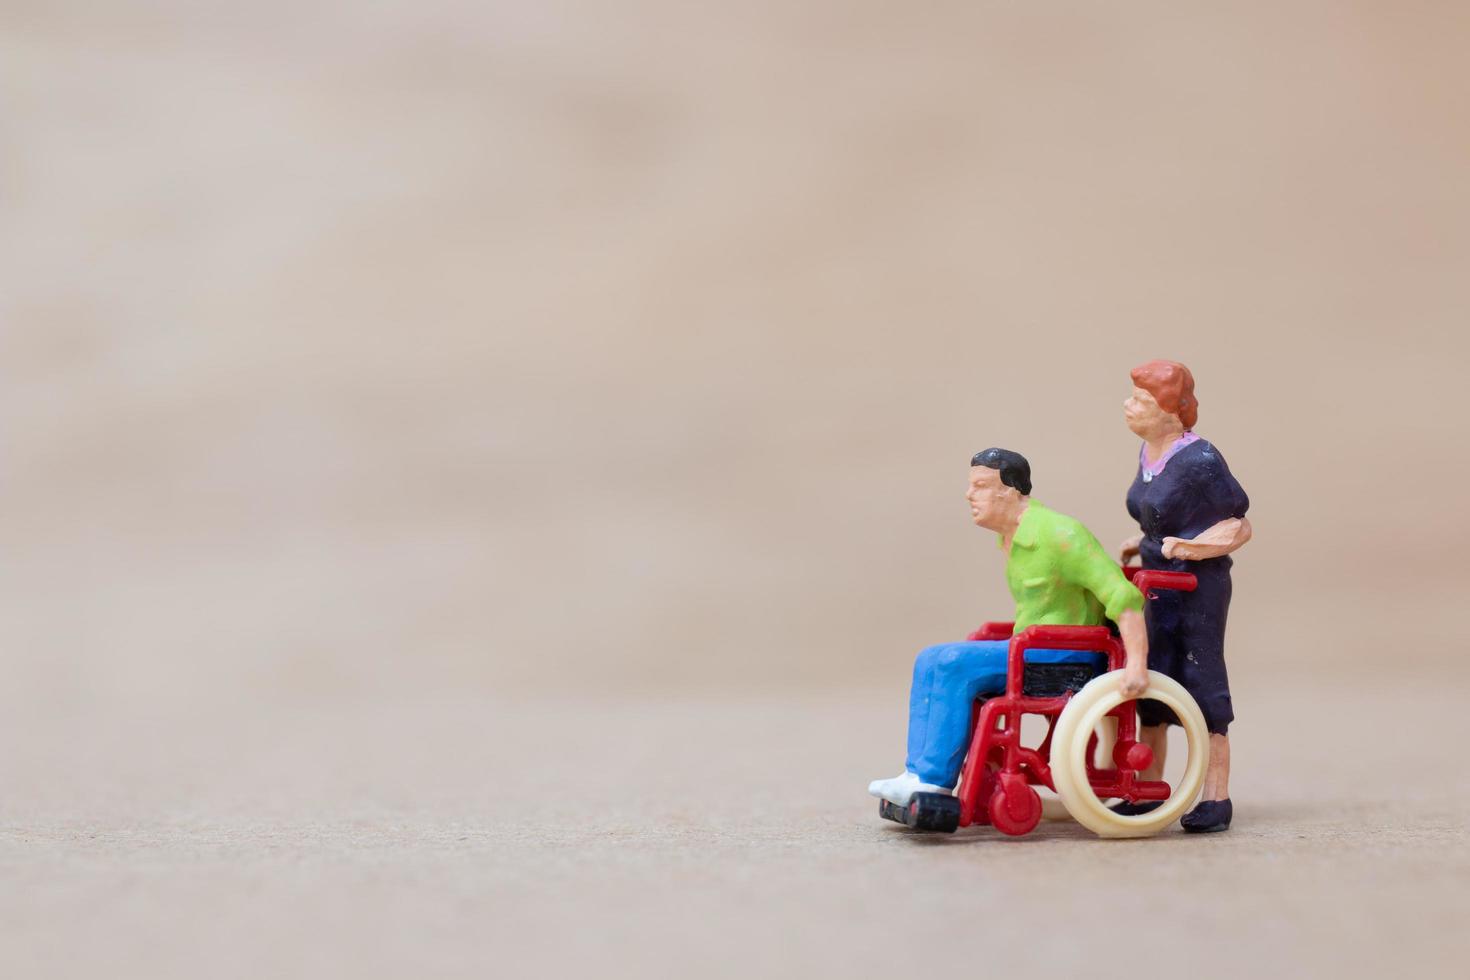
[987,776,1041,836]
[1050,670,1209,839]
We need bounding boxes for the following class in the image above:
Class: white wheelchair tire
[1051,670,1209,839]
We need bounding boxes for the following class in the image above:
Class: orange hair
[1130,360,1198,430]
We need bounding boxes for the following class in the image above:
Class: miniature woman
[1119,360,1251,833]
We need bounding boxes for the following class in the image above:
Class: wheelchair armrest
[1005,624,1121,697]
[966,622,1015,641]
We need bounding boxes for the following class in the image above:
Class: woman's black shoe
[1109,800,1164,816]
[1181,798,1232,833]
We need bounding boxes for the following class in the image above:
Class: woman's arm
[1162,517,1252,561]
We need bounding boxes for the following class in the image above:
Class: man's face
[965,465,1012,529]
[1123,386,1176,439]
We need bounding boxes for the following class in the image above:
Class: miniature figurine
[1120,360,1251,833]
[868,448,1152,809]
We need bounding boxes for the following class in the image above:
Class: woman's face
[1123,386,1181,439]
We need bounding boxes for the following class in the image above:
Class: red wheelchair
[878,568,1209,838]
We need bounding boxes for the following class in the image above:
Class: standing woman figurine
[1119,360,1251,833]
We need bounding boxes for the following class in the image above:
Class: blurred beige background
[1,2,1467,978]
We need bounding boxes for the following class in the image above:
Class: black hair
[970,447,1032,496]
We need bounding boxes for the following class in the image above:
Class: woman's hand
[1119,534,1142,564]
[1161,536,1194,560]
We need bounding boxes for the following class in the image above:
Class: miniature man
[868,448,1150,807]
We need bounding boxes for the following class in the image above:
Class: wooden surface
[1,677,1465,979]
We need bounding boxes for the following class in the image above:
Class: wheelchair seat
[969,649,1109,702]
[1020,658,1107,697]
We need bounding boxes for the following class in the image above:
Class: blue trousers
[905,641,1105,787]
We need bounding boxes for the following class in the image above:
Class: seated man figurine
[868,448,1151,806]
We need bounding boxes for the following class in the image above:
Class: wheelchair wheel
[1040,715,1117,821]
[1038,790,1071,821]
[1050,670,1209,839]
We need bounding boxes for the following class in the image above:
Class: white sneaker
[867,771,951,806]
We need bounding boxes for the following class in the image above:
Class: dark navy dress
[1126,439,1249,734]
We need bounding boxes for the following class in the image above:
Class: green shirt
[1002,501,1145,632]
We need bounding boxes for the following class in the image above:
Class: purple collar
[1140,432,1200,483]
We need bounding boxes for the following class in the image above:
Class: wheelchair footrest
[878,792,960,833]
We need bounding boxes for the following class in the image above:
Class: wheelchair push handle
[1122,566,1197,595]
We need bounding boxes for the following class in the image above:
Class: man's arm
[1060,523,1150,697]
[1115,608,1149,698]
